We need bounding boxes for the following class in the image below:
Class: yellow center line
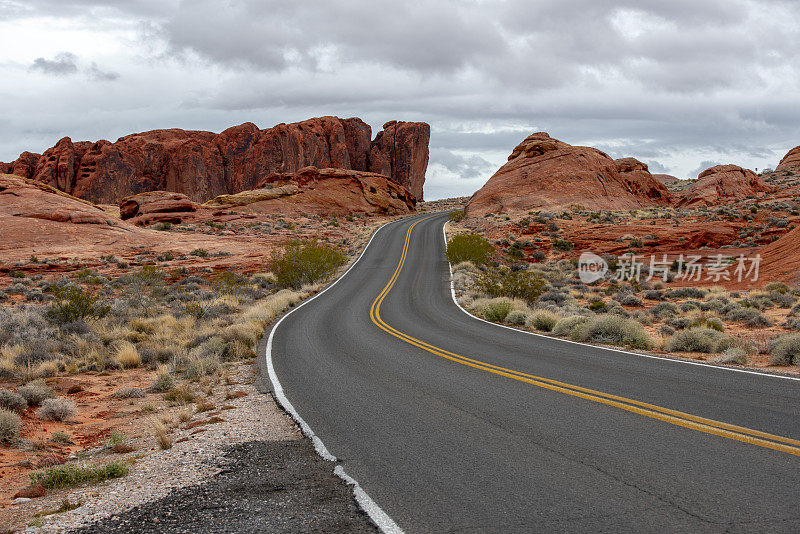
[369,216,800,457]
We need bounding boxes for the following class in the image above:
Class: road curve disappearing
[268,212,800,533]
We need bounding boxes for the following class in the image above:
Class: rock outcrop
[1,117,429,204]
[677,165,772,208]
[653,174,679,185]
[776,146,800,172]
[203,166,415,217]
[120,191,200,226]
[465,133,671,215]
[0,173,115,225]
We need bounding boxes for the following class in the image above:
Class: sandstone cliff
[1,117,429,204]
[677,165,772,208]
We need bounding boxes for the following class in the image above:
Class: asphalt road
[269,212,800,533]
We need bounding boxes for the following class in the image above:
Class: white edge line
[264,217,406,534]
[442,219,800,382]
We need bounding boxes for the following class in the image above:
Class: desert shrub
[37,398,76,421]
[46,285,110,324]
[618,294,642,307]
[572,315,652,349]
[770,334,800,365]
[111,387,146,399]
[666,327,733,354]
[658,324,675,336]
[113,342,141,369]
[538,290,569,306]
[212,270,248,295]
[588,300,607,312]
[643,290,663,301]
[31,461,129,489]
[18,380,55,405]
[14,341,56,367]
[50,431,72,444]
[650,302,678,319]
[528,310,559,332]
[0,389,27,412]
[505,310,528,326]
[449,210,466,222]
[481,299,513,322]
[473,268,546,303]
[745,313,772,328]
[551,238,573,251]
[718,347,747,365]
[446,233,494,265]
[0,408,21,443]
[163,384,196,404]
[270,239,347,289]
[667,317,693,330]
[679,301,700,312]
[764,282,789,294]
[692,317,725,332]
[665,287,707,299]
[552,315,590,337]
[148,372,175,393]
[190,248,209,258]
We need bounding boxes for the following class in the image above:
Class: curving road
[267,212,800,533]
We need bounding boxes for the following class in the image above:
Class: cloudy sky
[1,0,799,199]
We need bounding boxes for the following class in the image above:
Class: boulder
[776,145,800,172]
[466,133,672,215]
[677,165,772,207]
[120,191,200,226]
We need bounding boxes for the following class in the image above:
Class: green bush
[212,270,247,294]
[482,299,513,322]
[718,347,747,365]
[473,268,546,304]
[666,327,733,354]
[764,282,788,294]
[46,285,110,324]
[148,372,175,393]
[551,238,574,251]
[449,210,466,222]
[446,233,494,265]
[529,310,559,332]
[572,315,652,349]
[0,408,21,443]
[770,334,800,365]
[505,310,528,326]
[270,240,347,289]
[31,461,129,490]
[552,315,590,337]
[588,300,607,312]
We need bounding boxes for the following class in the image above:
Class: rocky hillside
[676,165,772,207]
[0,117,429,204]
[466,133,671,215]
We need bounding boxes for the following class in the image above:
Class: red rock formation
[653,174,679,185]
[203,166,415,217]
[677,165,772,208]
[4,117,429,205]
[756,224,800,286]
[120,191,200,226]
[368,121,430,200]
[777,146,800,172]
[465,133,672,215]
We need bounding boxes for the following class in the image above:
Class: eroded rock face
[465,133,672,215]
[677,165,772,207]
[202,166,415,217]
[368,120,430,200]
[0,173,115,225]
[120,191,200,226]
[2,117,429,204]
[777,146,800,172]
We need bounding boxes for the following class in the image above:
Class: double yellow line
[369,217,800,457]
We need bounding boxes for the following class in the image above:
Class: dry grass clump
[163,384,196,404]
[111,387,146,399]
[149,418,172,450]
[37,397,76,421]
[527,310,560,332]
[0,408,21,443]
[113,341,141,369]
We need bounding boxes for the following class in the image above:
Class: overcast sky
[1,0,799,199]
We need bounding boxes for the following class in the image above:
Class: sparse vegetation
[0,408,21,443]
[473,268,546,303]
[481,298,513,322]
[46,285,110,325]
[270,239,347,289]
[446,233,494,265]
[36,397,76,421]
[0,389,27,412]
[31,461,129,489]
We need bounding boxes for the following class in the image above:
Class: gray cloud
[30,52,78,75]
[1,0,800,199]
[691,160,724,178]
